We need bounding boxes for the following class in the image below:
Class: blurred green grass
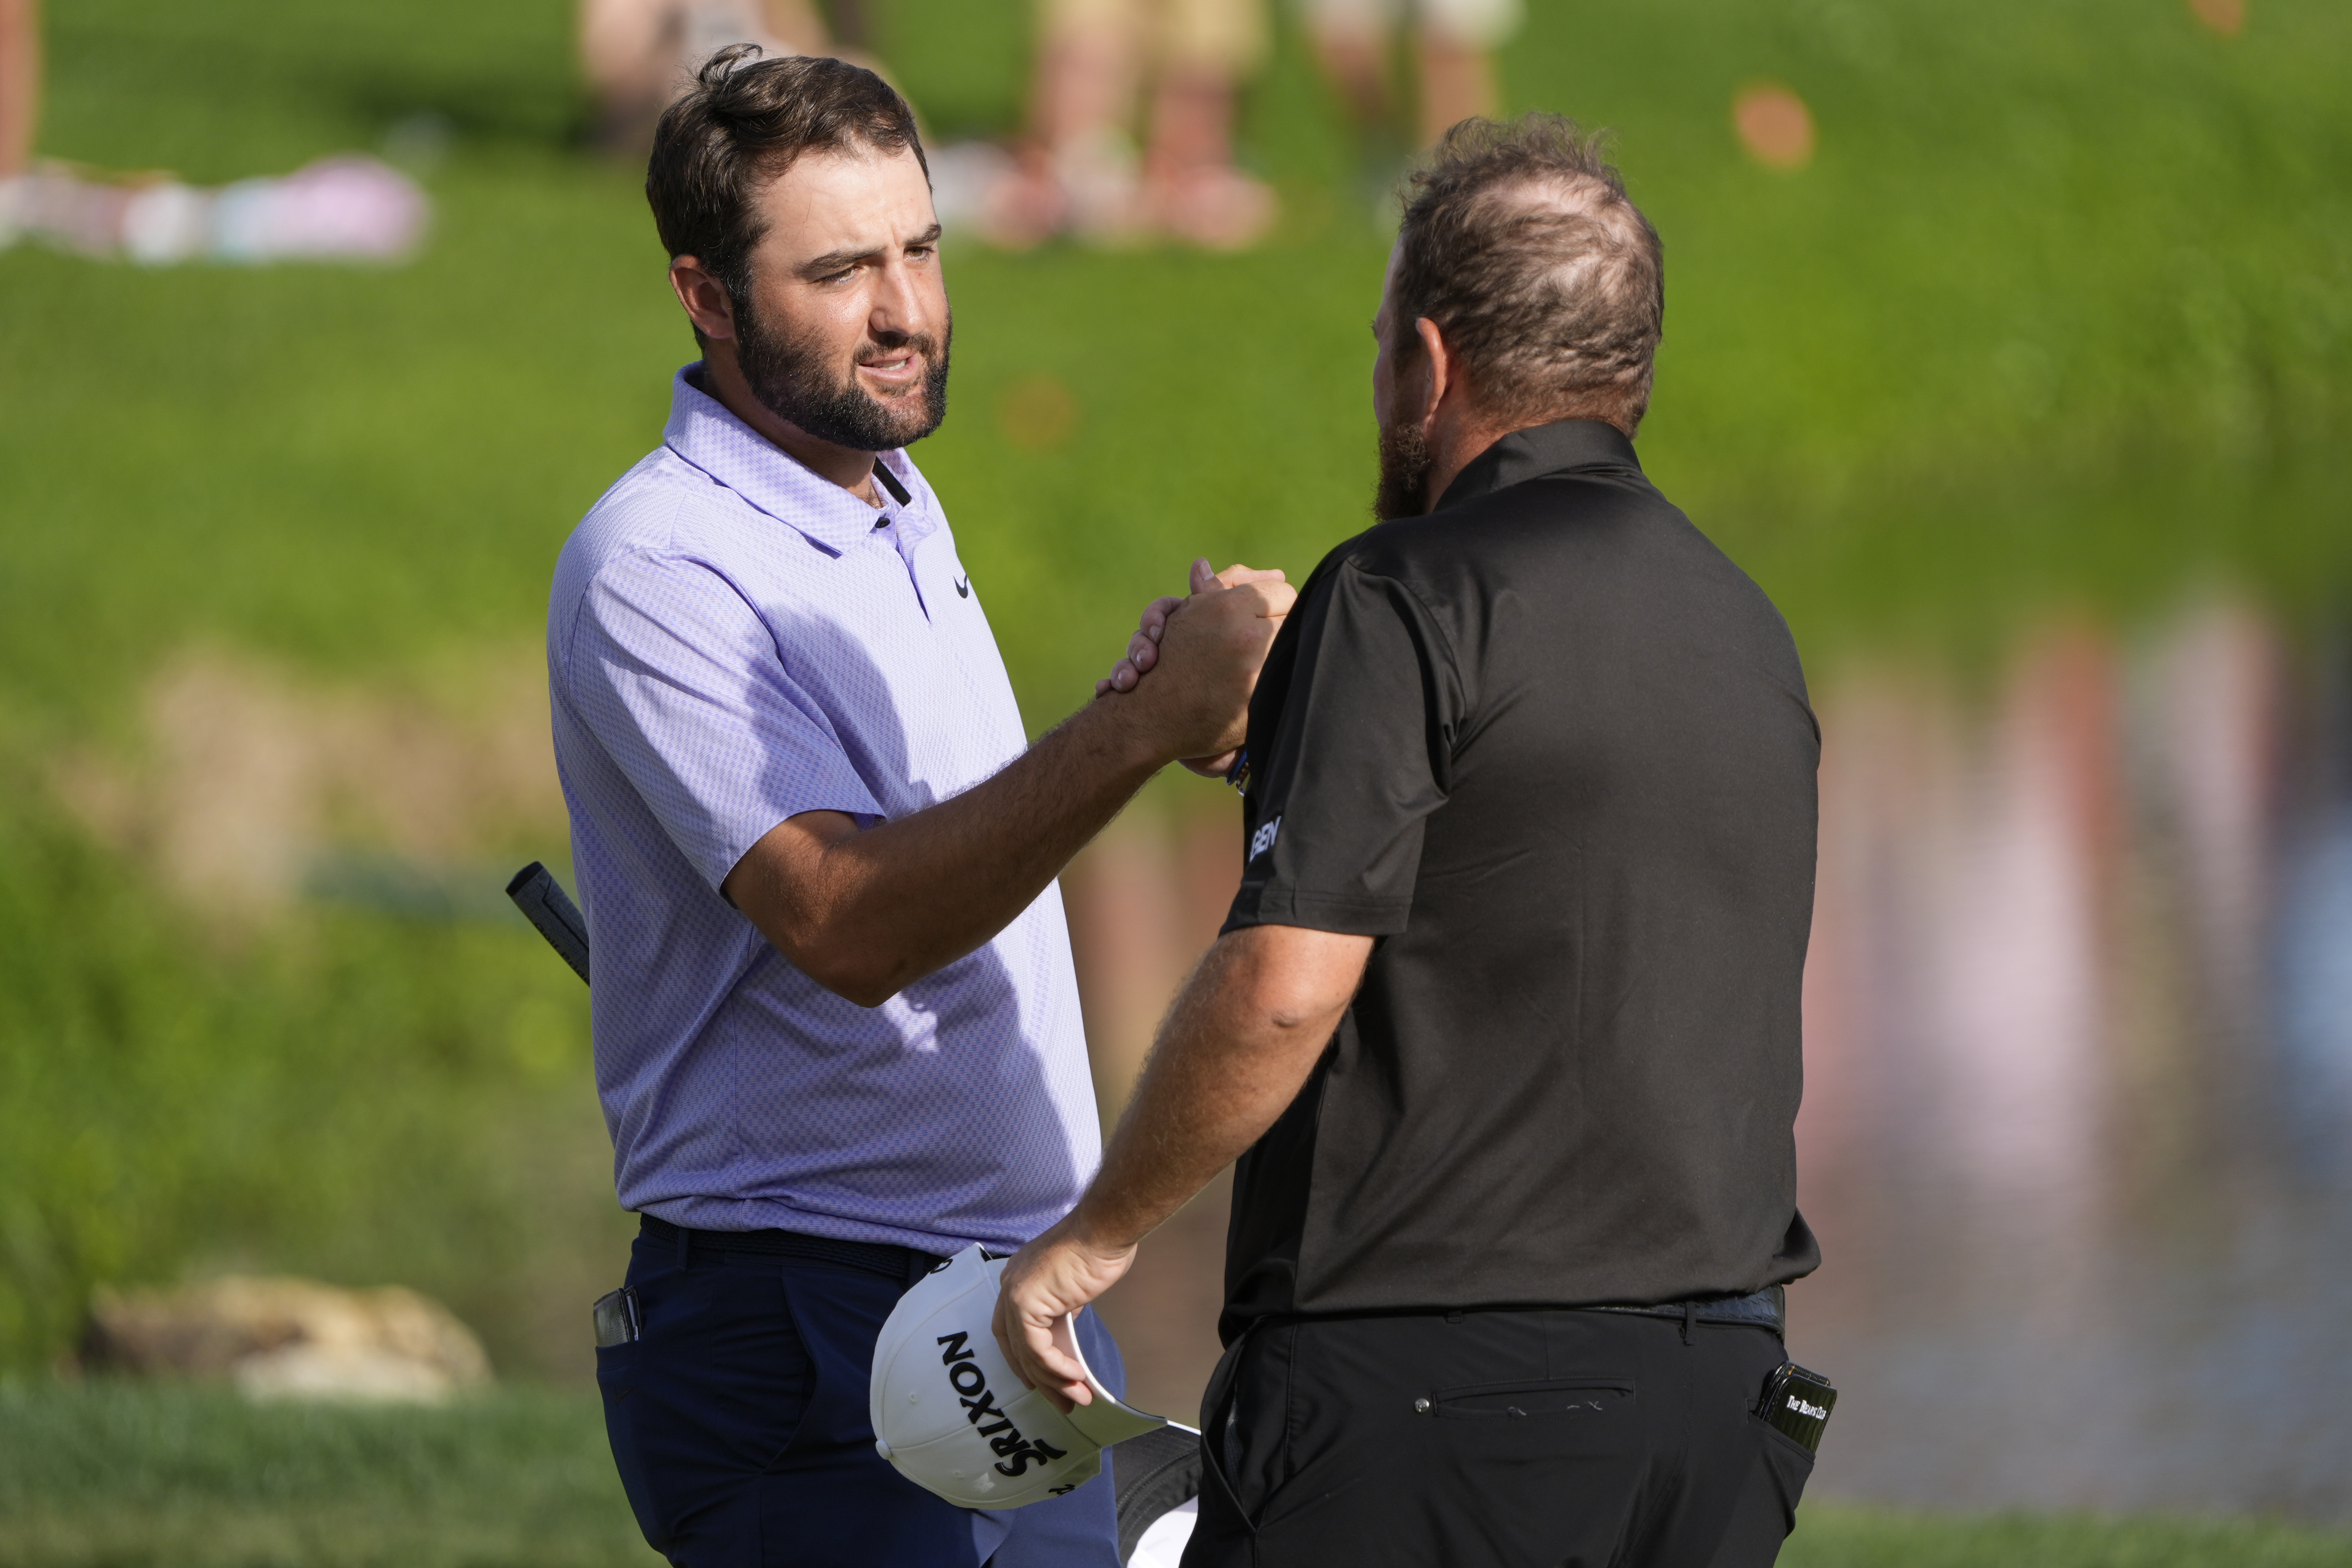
[6,0,2346,732]
[0,1381,651,1568]
[0,0,2346,1391]
[3,1383,2350,1568]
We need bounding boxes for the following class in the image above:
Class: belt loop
[1681,1301,1696,1345]
[676,1224,692,1272]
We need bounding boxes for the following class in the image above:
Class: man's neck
[1421,415,1514,513]
[1421,409,1632,512]
[694,352,882,506]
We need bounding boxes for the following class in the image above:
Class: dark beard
[1373,417,1434,521]
[733,296,951,452]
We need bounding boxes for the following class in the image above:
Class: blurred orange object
[2188,0,2246,36]
[997,372,1080,451]
[1733,83,1815,171]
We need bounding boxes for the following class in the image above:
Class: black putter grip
[506,862,591,985]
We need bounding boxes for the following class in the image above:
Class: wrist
[1063,1194,1142,1258]
[1071,687,1171,776]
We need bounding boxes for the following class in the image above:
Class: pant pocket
[1222,1324,1302,1527]
[597,1344,671,1555]
[1756,1422,1817,1533]
[1429,1376,1634,1420]
[1185,1330,1265,1555]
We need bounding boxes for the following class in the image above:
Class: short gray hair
[1393,115,1665,434]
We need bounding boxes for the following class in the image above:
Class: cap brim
[1053,1312,1175,1447]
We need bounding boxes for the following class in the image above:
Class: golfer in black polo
[1000,114,1824,1567]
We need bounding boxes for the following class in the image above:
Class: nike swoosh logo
[954,576,971,598]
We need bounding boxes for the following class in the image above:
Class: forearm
[1071,926,1369,1249]
[736,694,1161,1005]
[992,924,1368,1406]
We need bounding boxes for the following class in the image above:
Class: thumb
[1188,557,1218,597]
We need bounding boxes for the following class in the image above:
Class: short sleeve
[559,550,884,890]
[1223,558,1461,936]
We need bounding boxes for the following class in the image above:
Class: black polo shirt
[1218,418,1821,1339]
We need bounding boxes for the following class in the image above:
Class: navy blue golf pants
[597,1227,1124,1567]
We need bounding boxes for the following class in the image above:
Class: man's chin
[866,388,933,430]
[871,405,945,450]
[753,384,944,453]
[848,369,948,450]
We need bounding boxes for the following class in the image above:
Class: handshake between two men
[718,557,1295,1012]
[1095,556,1297,777]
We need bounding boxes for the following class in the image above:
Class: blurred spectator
[0,0,34,182]
[980,0,1276,250]
[582,0,883,151]
[822,0,873,50]
[1304,0,1522,150]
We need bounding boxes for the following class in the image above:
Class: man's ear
[669,256,739,342]
[1413,315,1455,433]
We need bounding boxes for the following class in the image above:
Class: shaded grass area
[0,0,2346,1383]
[0,789,631,1383]
[0,1382,652,1568]
[2,1383,2348,1568]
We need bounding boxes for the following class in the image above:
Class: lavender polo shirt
[547,367,1101,1253]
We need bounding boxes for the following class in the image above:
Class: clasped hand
[1095,557,1292,775]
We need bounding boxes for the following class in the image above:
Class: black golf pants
[1181,1308,1812,1568]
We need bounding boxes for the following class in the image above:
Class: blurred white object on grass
[1,153,429,265]
[83,1274,492,1405]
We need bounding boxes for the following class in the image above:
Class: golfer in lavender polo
[547,50,1291,1568]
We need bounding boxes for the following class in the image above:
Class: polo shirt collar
[662,364,913,557]
[1434,418,1642,512]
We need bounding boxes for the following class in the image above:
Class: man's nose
[868,259,929,339]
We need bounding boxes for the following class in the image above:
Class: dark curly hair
[1393,115,1664,435]
[645,46,928,312]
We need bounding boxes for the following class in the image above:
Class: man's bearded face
[734,289,951,453]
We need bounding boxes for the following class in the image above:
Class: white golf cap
[870,1244,1184,1509]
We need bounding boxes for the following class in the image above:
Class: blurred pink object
[210,155,427,263]
[3,154,427,265]
[9,165,133,254]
